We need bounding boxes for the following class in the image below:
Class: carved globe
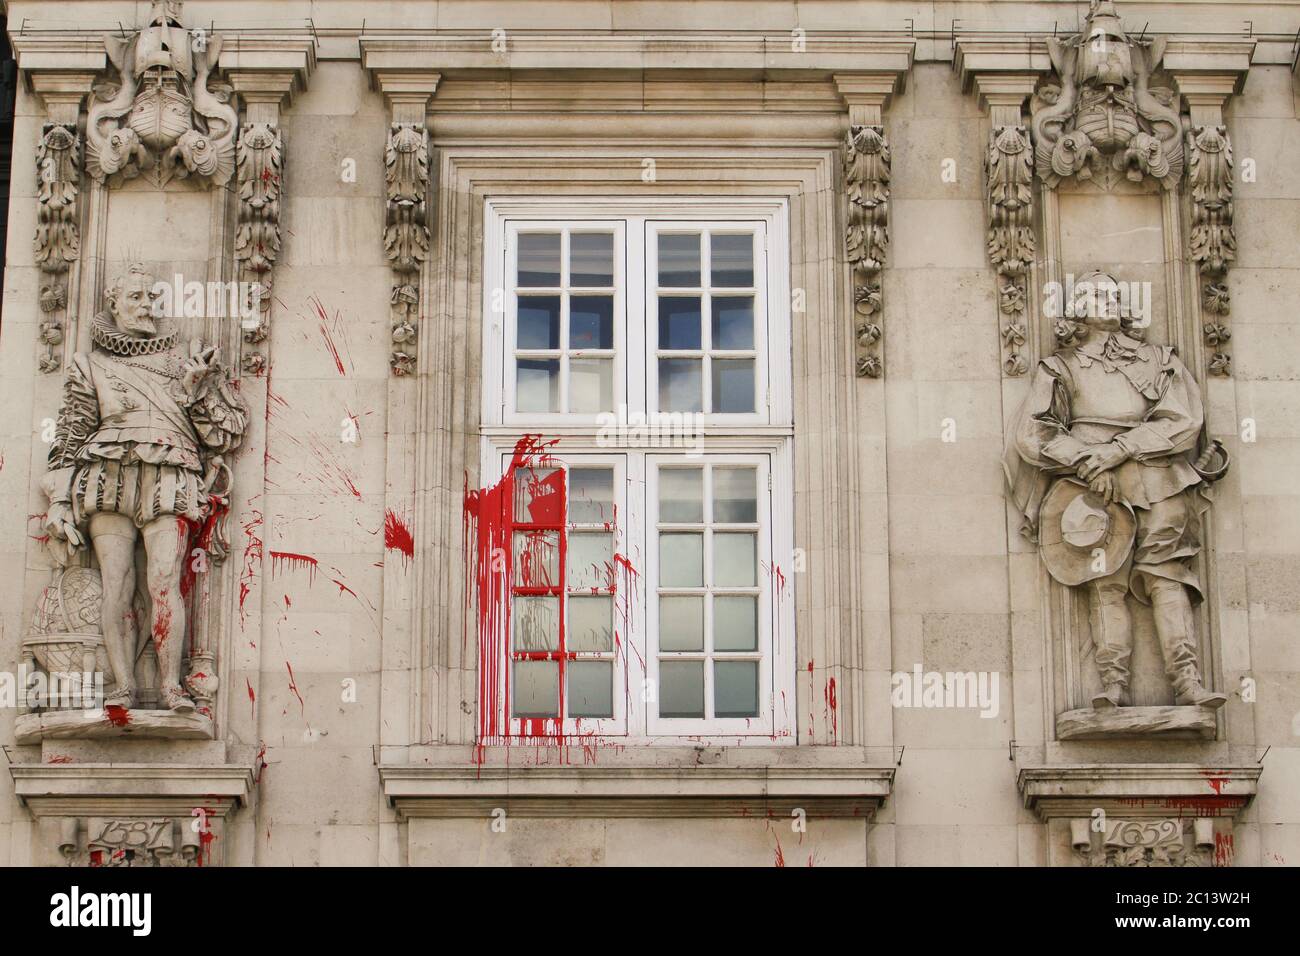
[1074,105,1139,154]
[28,566,114,686]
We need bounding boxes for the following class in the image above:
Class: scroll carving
[85,1,237,189]
[844,124,890,378]
[35,122,81,373]
[986,125,1035,375]
[384,122,430,376]
[1029,2,1183,193]
[1187,125,1235,376]
[1072,818,1215,867]
[234,122,282,372]
[58,817,208,867]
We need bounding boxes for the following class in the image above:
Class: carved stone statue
[40,264,247,713]
[85,1,237,188]
[1004,272,1228,711]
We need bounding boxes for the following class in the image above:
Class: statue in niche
[85,0,237,188]
[1030,0,1183,191]
[39,264,247,713]
[1004,272,1228,711]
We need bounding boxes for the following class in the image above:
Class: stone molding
[380,758,894,820]
[1018,764,1261,820]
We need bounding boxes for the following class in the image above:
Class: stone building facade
[0,0,1295,867]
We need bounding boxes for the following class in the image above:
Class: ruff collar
[91,315,178,356]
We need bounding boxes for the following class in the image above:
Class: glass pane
[711,358,755,413]
[710,233,754,288]
[659,358,702,413]
[569,295,614,350]
[658,297,702,350]
[517,295,561,349]
[513,595,559,651]
[659,660,704,718]
[513,466,564,524]
[568,467,614,525]
[711,297,754,350]
[568,532,613,591]
[568,661,613,718]
[513,660,558,718]
[517,233,561,287]
[713,533,756,586]
[714,595,758,651]
[569,358,613,413]
[513,529,560,589]
[659,533,703,587]
[568,595,613,652]
[516,359,559,413]
[658,233,701,287]
[659,468,703,523]
[714,661,759,717]
[570,233,614,286]
[713,467,757,523]
[659,595,703,651]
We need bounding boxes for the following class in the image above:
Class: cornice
[1017,764,1263,821]
[11,764,256,817]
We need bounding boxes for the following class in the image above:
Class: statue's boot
[1089,578,1132,709]
[1149,580,1227,710]
[103,686,136,709]
[160,683,196,714]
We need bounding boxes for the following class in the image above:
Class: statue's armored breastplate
[1063,349,1156,425]
[86,350,198,449]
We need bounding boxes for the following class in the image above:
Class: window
[481,200,794,743]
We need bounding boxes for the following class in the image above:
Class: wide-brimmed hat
[1038,479,1136,586]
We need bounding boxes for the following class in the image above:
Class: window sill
[379,747,894,820]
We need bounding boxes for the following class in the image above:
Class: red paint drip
[270,551,318,585]
[104,705,131,727]
[825,677,838,742]
[1214,832,1234,867]
[246,678,256,719]
[384,509,415,567]
[285,661,305,714]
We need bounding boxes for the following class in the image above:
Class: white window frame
[480,197,795,744]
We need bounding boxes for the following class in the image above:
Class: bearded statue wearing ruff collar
[41,264,247,713]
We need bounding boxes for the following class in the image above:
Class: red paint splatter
[1214,832,1234,867]
[254,743,269,784]
[285,661,305,714]
[1201,771,1228,795]
[825,677,838,742]
[45,754,73,764]
[270,551,318,584]
[314,298,348,376]
[104,705,131,727]
[246,678,256,719]
[773,834,785,867]
[384,509,415,567]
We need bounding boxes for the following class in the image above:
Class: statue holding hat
[1004,271,1229,711]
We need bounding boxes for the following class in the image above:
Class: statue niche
[1004,272,1230,739]
[21,263,247,742]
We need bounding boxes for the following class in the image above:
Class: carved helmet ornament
[1031,0,1183,190]
[85,1,237,187]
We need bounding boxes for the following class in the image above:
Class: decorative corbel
[1169,61,1252,377]
[221,39,316,375]
[26,72,97,373]
[834,74,902,379]
[977,75,1041,376]
[367,70,440,376]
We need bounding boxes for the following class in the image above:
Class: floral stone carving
[385,123,431,375]
[845,124,890,378]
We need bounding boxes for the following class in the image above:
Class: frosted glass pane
[513,660,558,718]
[713,533,756,586]
[568,661,613,718]
[568,532,613,591]
[659,359,702,413]
[568,467,614,525]
[659,660,704,718]
[713,467,757,523]
[660,533,703,587]
[714,661,758,717]
[516,359,559,413]
[659,468,703,523]
[513,595,559,651]
[569,358,613,413]
[568,595,612,652]
[514,530,560,588]
[714,596,757,651]
[659,596,704,651]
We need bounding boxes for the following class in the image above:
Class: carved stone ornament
[845,124,890,378]
[24,263,249,742]
[235,122,282,367]
[1030,1,1183,192]
[1004,270,1232,737]
[1072,818,1215,867]
[85,1,238,188]
[986,125,1035,375]
[1187,124,1236,375]
[59,816,209,868]
[384,122,431,374]
[35,122,82,374]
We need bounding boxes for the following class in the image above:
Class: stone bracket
[1018,764,1261,820]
